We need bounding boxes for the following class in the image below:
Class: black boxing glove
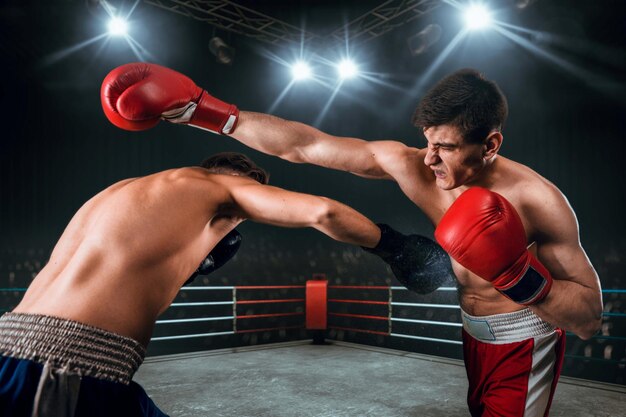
[184,229,242,286]
[362,224,455,294]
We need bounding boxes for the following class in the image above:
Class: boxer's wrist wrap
[191,90,239,134]
[361,223,405,258]
[497,255,553,305]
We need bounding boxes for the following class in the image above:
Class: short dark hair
[412,69,508,143]
[200,152,269,184]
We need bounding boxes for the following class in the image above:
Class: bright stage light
[108,17,128,36]
[291,61,312,81]
[464,5,492,30]
[337,59,358,79]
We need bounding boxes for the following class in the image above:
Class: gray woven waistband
[461,308,555,343]
[0,312,146,384]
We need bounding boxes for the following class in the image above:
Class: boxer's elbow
[575,314,602,340]
[277,130,326,165]
[281,142,322,165]
[582,297,604,339]
[278,148,307,164]
[309,198,348,236]
[310,198,336,225]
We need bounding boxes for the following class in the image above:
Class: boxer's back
[14,168,234,345]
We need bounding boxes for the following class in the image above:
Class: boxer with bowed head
[0,150,452,417]
[101,62,603,416]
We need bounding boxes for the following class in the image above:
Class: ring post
[306,274,328,345]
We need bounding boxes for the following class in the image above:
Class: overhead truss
[331,0,441,45]
[143,0,442,48]
[143,0,319,46]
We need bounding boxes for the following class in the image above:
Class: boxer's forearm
[313,198,381,248]
[530,279,603,340]
[230,111,322,163]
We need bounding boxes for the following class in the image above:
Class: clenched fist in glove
[435,187,553,305]
[363,224,454,294]
[101,62,238,134]
[184,229,242,286]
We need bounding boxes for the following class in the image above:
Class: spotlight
[291,61,312,81]
[337,59,358,79]
[108,17,128,36]
[407,24,442,55]
[209,37,235,65]
[464,5,492,30]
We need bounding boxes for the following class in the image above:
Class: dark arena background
[1,0,625,415]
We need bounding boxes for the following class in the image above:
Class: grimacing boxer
[101,63,603,417]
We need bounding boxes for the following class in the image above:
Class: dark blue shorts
[0,313,169,417]
[0,356,168,417]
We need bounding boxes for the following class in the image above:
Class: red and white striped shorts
[461,308,566,417]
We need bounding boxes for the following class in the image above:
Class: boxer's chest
[426,186,535,245]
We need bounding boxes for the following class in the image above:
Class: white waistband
[461,308,555,343]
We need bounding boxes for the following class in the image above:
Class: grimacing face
[423,125,487,190]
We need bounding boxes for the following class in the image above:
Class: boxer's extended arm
[100,63,414,181]
[231,111,411,180]
[228,180,380,248]
[527,190,603,340]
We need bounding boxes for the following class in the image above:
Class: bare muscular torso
[14,168,240,346]
[397,151,557,316]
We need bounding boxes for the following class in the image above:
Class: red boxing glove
[100,62,239,134]
[434,187,552,305]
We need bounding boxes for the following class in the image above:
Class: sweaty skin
[14,168,380,346]
[227,113,603,340]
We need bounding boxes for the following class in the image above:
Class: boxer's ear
[483,131,502,160]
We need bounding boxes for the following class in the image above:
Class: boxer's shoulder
[490,157,562,202]
[149,167,243,191]
[394,146,444,204]
[373,141,423,176]
[488,160,572,241]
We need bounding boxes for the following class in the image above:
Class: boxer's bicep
[534,191,600,291]
[229,184,332,228]
[531,192,603,335]
[319,138,426,183]
[303,136,408,180]
[537,238,599,292]
[535,236,603,334]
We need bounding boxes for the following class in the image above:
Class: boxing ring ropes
[0,282,625,367]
